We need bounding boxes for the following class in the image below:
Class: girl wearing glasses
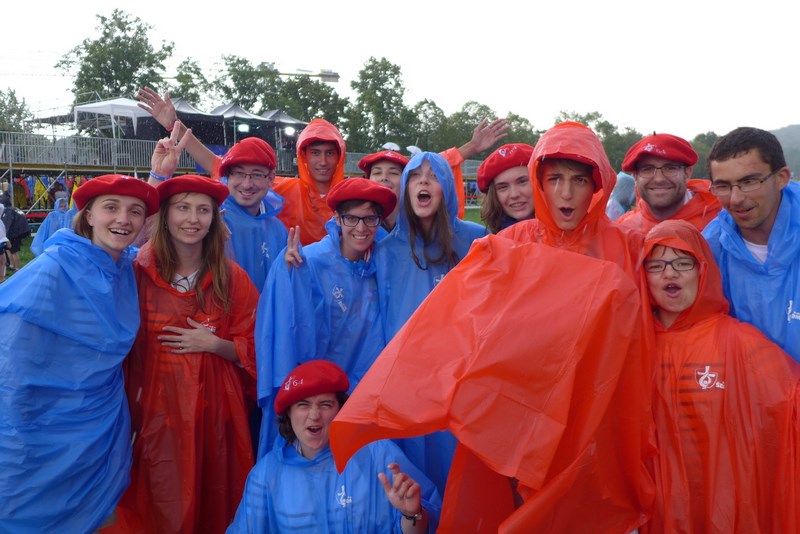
[254,178,397,457]
[642,219,799,532]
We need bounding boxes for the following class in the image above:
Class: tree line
[2,9,723,177]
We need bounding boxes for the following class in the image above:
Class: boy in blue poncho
[255,178,396,458]
[30,196,77,256]
[0,175,158,532]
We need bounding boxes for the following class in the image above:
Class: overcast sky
[2,0,797,142]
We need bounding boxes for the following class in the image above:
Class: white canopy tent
[73,98,152,138]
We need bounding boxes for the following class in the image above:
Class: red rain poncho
[112,243,259,533]
[499,121,643,280]
[330,233,655,532]
[641,220,800,533]
[617,179,722,234]
[272,118,346,245]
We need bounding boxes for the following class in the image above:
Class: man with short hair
[618,133,721,234]
[702,126,800,361]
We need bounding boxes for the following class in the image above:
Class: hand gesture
[137,87,178,130]
[378,463,423,518]
[284,226,303,270]
[151,123,191,178]
[159,317,218,353]
[469,118,510,154]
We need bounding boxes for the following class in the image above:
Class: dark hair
[72,198,97,239]
[277,391,349,441]
[707,127,786,178]
[151,193,231,313]
[480,181,507,234]
[335,199,382,217]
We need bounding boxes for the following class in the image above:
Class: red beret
[156,175,229,206]
[476,143,534,193]
[622,134,698,172]
[73,174,159,215]
[274,360,350,415]
[357,150,410,175]
[218,137,277,178]
[326,178,397,216]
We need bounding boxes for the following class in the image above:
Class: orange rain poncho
[617,179,722,234]
[330,232,655,532]
[641,220,800,533]
[272,118,346,245]
[112,243,259,534]
[499,121,643,280]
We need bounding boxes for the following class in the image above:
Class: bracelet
[401,509,423,526]
[149,171,170,182]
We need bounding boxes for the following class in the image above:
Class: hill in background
[772,125,800,178]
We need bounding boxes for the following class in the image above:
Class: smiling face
[634,155,692,220]
[226,163,274,215]
[336,201,380,262]
[405,160,444,232]
[539,160,595,231]
[645,245,699,328]
[166,192,214,250]
[709,149,789,245]
[85,194,147,261]
[369,160,404,199]
[288,392,340,460]
[493,165,534,221]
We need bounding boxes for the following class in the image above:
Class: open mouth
[109,228,131,236]
[307,425,323,436]
[663,283,682,296]
[559,207,575,218]
[417,190,431,204]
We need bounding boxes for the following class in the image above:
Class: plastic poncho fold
[254,217,385,457]
[331,235,655,533]
[30,197,77,256]
[273,119,347,245]
[111,243,259,534]
[228,439,441,533]
[617,178,722,233]
[641,219,800,532]
[499,121,643,280]
[703,180,800,361]
[222,190,288,291]
[0,229,136,532]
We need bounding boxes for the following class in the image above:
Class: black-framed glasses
[643,257,698,273]
[339,214,381,227]
[709,169,780,197]
[228,170,271,182]
[636,163,685,179]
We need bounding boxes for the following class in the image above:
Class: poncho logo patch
[336,484,352,507]
[260,241,271,262]
[787,300,800,323]
[695,366,725,390]
[333,285,347,312]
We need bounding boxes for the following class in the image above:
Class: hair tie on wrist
[150,171,170,182]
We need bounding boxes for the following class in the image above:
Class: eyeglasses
[339,214,381,227]
[228,170,271,182]
[709,169,779,197]
[636,164,685,179]
[643,257,698,273]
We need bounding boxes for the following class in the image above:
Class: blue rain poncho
[255,218,385,457]
[223,189,288,291]
[371,152,487,496]
[374,152,488,342]
[0,229,137,532]
[227,438,441,534]
[29,197,77,256]
[703,180,800,362]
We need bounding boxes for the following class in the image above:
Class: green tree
[691,132,719,178]
[278,76,349,125]
[214,55,283,112]
[345,57,414,152]
[56,10,174,103]
[170,58,212,106]
[555,110,642,171]
[409,99,447,150]
[438,102,499,156]
[504,112,541,147]
[0,88,33,132]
